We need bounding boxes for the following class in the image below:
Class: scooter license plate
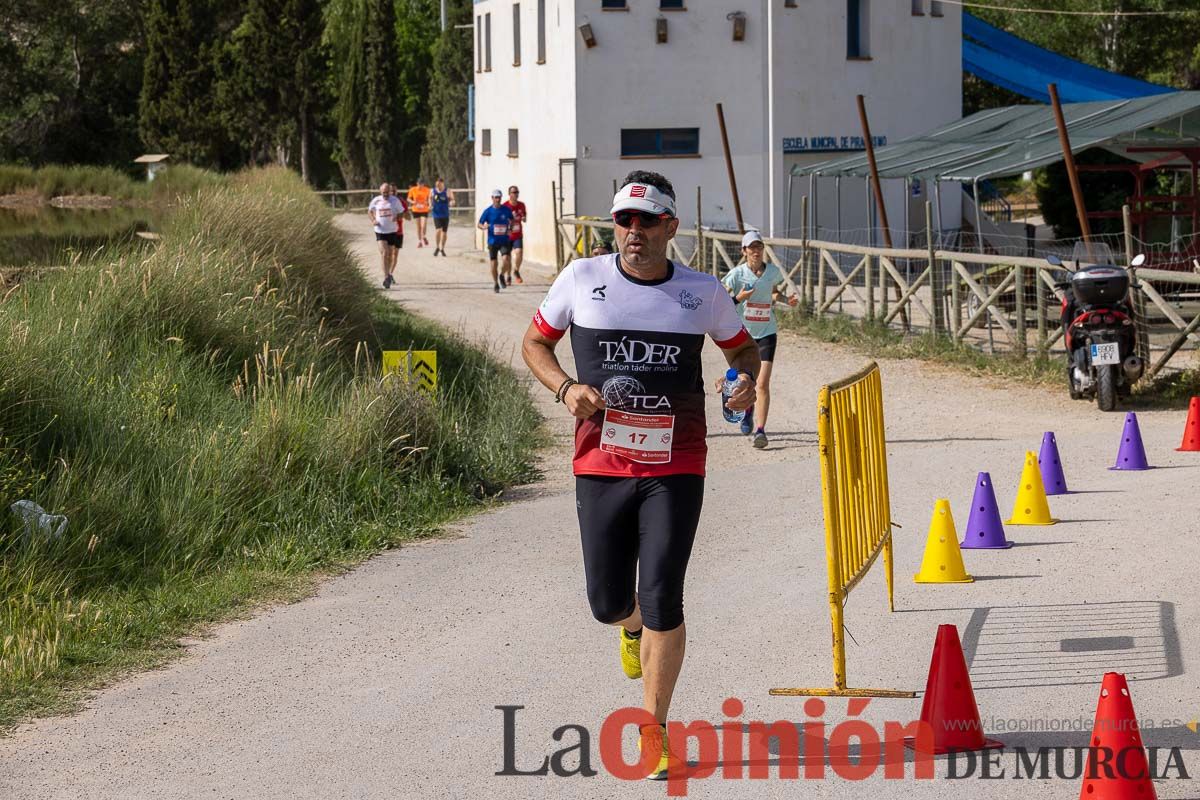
[1091,342,1120,366]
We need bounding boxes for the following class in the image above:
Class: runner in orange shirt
[407,178,432,248]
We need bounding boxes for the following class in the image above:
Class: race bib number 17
[600,409,674,464]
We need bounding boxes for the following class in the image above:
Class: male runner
[504,185,527,284]
[721,229,797,448]
[521,171,759,780]
[477,189,514,293]
[430,178,453,256]
[407,178,432,248]
[367,182,403,288]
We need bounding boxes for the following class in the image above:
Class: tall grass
[0,163,221,201]
[0,167,540,726]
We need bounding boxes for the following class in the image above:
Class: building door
[557,158,576,218]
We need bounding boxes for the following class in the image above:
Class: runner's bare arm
[521,321,606,420]
[717,337,760,411]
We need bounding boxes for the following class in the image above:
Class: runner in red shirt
[504,185,527,284]
[522,171,759,780]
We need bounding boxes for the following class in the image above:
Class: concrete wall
[473,0,577,265]
[473,0,963,265]
[571,0,770,235]
[773,0,962,242]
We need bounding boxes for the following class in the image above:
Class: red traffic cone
[1079,673,1157,799]
[1177,396,1200,452]
[905,624,1003,755]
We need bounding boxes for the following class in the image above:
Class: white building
[473,0,962,266]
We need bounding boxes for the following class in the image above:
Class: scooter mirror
[1131,254,1146,267]
[1046,255,1063,267]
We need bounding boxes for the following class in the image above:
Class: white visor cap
[741,229,764,248]
[610,182,677,218]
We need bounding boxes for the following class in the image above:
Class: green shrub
[0,167,540,724]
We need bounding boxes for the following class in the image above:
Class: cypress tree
[419,0,472,187]
[139,0,240,166]
[362,0,399,185]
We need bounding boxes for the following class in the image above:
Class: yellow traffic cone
[1006,450,1058,526]
[914,499,974,584]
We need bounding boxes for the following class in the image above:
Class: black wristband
[738,369,756,383]
[555,378,578,403]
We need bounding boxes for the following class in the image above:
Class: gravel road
[2,217,1196,799]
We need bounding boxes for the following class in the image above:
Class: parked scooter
[1050,253,1145,412]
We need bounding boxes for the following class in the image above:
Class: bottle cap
[725,368,739,381]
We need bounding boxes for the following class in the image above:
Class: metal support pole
[1036,267,1047,355]
[1048,83,1093,257]
[552,180,562,271]
[696,185,703,274]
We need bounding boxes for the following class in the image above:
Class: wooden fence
[316,187,473,212]
[553,213,1200,379]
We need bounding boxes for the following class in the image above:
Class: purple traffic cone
[960,472,1013,549]
[1110,412,1151,471]
[1037,432,1069,495]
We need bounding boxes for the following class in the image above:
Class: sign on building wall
[782,135,887,154]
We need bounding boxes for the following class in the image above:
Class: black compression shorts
[755,333,777,362]
[433,216,449,231]
[411,211,428,218]
[575,474,704,632]
[375,231,402,248]
[488,242,513,259]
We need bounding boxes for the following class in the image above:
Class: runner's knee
[636,589,684,632]
[588,591,636,625]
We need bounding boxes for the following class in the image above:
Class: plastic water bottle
[721,368,746,424]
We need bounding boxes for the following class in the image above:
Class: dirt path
[2,218,1196,799]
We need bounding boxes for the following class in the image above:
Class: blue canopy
[963,13,1173,104]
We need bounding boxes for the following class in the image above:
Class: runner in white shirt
[367,183,404,288]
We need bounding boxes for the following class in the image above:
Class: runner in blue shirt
[430,178,453,256]
[478,189,515,293]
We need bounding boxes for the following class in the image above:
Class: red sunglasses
[612,210,672,228]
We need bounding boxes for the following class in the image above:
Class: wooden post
[716,103,745,234]
[1036,269,1047,355]
[951,262,962,343]
[801,194,811,311]
[1123,204,1150,365]
[857,95,907,330]
[696,185,703,275]
[865,254,875,322]
[816,247,827,318]
[1048,83,1093,256]
[1014,263,1027,357]
[926,201,940,335]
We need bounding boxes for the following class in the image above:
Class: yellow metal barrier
[771,361,915,698]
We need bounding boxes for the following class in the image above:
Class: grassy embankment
[0,167,541,728]
[777,311,1198,405]
[0,164,221,203]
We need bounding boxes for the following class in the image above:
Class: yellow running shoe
[619,628,642,679]
[638,726,676,781]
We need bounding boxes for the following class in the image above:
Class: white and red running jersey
[533,254,750,477]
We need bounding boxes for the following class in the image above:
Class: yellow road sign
[382,350,437,395]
